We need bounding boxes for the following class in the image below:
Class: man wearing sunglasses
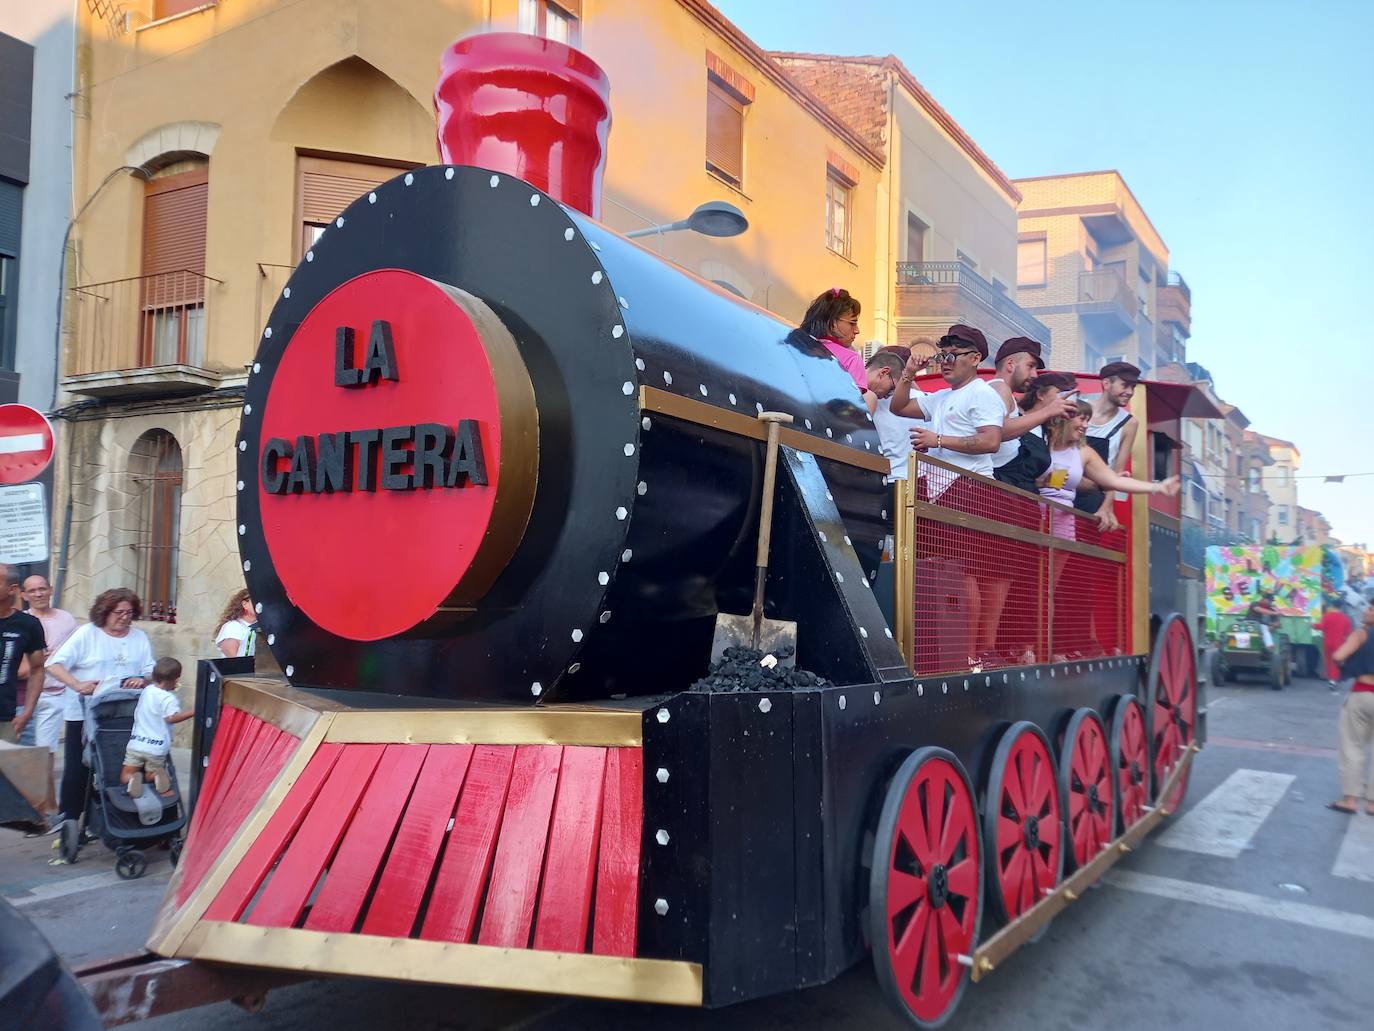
[888,324,1004,484]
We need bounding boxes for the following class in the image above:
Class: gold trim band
[324,708,643,747]
[639,385,891,474]
[185,921,704,1006]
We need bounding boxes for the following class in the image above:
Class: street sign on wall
[0,404,55,485]
[0,483,48,563]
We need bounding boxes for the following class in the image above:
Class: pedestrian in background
[0,564,48,747]
[16,575,78,827]
[1328,603,1374,815]
[1320,597,1354,694]
[46,588,156,843]
[214,588,257,658]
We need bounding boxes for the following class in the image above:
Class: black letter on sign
[362,320,399,384]
[349,429,381,492]
[446,420,488,487]
[413,423,454,488]
[261,438,292,494]
[380,425,415,490]
[315,432,354,493]
[286,436,317,494]
[334,327,363,387]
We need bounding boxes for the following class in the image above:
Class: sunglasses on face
[936,350,980,363]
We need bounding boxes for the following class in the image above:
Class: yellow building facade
[57,0,881,670]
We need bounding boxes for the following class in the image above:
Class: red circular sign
[257,269,536,641]
[0,404,55,485]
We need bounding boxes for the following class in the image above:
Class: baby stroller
[58,688,186,879]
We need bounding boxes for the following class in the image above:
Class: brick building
[1257,435,1300,542]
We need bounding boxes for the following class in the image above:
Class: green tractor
[1212,616,1291,690]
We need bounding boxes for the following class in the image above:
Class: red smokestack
[435,32,612,219]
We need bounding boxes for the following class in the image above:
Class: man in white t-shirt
[889,324,1004,481]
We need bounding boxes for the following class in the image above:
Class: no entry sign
[0,405,55,486]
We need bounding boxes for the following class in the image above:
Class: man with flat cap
[1077,360,1142,519]
[988,336,1077,479]
[889,324,1004,485]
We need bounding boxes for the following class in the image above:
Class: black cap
[942,324,988,359]
[994,336,1045,370]
[1099,361,1141,383]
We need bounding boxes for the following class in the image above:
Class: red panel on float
[247,744,386,928]
[178,712,295,905]
[360,744,474,938]
[592,747,643,956]
[204,743,344,922]
[532,746,607,952]
[257,270,506,642]
[305,744,429,933]
[418,744,517,944]
[477,745,564,948]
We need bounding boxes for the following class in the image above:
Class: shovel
[710,411,799,666]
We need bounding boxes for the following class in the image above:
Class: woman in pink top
[799,288,875,410]
[1039,400,1180,540]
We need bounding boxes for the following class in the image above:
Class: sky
[715,0,1374,547]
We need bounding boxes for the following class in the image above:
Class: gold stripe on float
[323,708,643,747]
[638,386,891,474]
[187,922,704,1006]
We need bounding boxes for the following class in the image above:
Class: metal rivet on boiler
[656,767,670,783]
[654,899,669,916]
[758,698,772,713]
[656,708,670,724]
[655,829,670,846]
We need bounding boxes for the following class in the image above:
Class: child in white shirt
[123,657,192,798]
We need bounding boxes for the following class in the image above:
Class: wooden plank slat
[202,743,344,923]
[532,747,608,952]
[304,744,429,933]
[591,747,644,957]
[178,717,287,905]
[478,745,564,948]
[247,744,386,928]
[418,745,517,945]
[360,745,474,939]
[186,705,245,841]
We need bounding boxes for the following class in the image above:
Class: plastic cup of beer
[1048,466,1069,489]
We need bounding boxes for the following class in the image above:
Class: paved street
[4,677,1372,1030]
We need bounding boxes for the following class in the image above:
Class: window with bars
[130,430,183,622]
[518,0,581,45]
[825,169,852,258]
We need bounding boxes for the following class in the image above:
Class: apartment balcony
[65,270,223,398]
[896,261,1051,347]
[1158,279,1191,336]
[1076,267,1136,333]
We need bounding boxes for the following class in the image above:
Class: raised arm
[889,352,931,420]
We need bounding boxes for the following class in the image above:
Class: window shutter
[706,81,744,186]
[300,169,387,225]
[142,167,208,307]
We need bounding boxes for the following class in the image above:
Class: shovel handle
[751,412,793,647]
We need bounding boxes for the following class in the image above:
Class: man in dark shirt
[0,563,47,744]
[1246,591,1281,650]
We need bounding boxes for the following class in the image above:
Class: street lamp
[624,200,748,240]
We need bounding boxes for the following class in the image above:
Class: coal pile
[691,645,831,693]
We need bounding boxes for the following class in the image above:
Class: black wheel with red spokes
[870,747,983,1029]
[1108,695,1149,833]
[1057,709,1114,870]
[982,722,1063,928]
[1146,613,1198,812]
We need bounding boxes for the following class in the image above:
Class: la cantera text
[260,320,488,495]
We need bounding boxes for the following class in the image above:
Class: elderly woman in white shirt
[46,588,156,831]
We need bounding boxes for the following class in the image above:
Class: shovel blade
[709,613,798,668]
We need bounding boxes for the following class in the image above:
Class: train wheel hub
[927,863,949,909]
[1023,815,1041,851]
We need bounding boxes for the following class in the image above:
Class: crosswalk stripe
[1332,812,1374,882]
[8,868,169,907]
[1157,768,1294,858]
[1106,870,1374,942]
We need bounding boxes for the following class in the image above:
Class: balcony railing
[896,261,1050,343]
[1167,271,1190,302]
[68,270,221,377]
[1077,267,1135,328]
